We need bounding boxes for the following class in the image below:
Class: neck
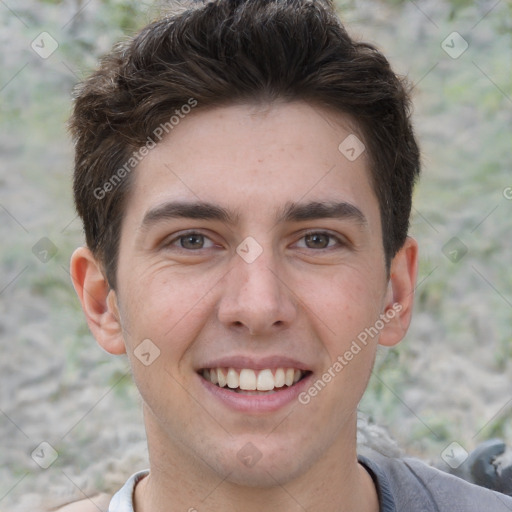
[134,410,379,512]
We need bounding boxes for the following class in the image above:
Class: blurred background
[0,0,511,509]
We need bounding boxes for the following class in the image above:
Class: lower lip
[198,373,313,413]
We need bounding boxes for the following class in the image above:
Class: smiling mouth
[200,367,311,394]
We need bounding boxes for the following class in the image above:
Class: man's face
[110,102,405,485]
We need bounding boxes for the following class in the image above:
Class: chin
[210,438,318,488]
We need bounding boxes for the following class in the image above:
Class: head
[70,0,419,491]
[70,0,419,290]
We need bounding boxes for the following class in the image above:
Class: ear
[378,236,419,347]
[70,246,126,355]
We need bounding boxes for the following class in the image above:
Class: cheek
[311,267,384,403]
[299,265,384,344]
[116,268,214,421]
[117,264,216,358]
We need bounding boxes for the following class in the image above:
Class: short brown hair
[70,0,420,289]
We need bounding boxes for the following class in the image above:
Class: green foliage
[108,369,136,402]
[478,409,512,441]
[100,0,150,33]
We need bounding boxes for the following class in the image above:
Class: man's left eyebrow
[276,201,368,226]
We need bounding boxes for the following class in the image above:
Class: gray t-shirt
[107,452,512,511]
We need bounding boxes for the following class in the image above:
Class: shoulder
[361,449,512,512]
[52,493,111,512]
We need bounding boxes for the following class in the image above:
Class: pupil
[182,234,203,249]
[306,233,328,248]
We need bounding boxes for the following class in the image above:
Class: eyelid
[162,230,218,250]
[294,230,348,249]
[160,229,349,251]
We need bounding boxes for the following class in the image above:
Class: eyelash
[165,231,218,250]
[297,231,346,250]
[164,230,346,251]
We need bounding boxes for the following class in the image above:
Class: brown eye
[180,233,205,249]
[304,233,333,249]
[163,230,219,252]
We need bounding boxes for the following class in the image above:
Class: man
[64,0,512,510]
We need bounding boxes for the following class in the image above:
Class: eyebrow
[278,200,367,226]
[140,200,367,230]
[141,201,240,229]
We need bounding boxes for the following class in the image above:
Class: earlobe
[70,247,126,355]
[378,237,419,347]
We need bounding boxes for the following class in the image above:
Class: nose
[217,245,297,336]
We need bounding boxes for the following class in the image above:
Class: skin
[70,101,418,512]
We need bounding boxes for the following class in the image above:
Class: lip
[196,355,311,372]
[197,370,313,413]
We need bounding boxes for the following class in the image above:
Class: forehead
[124,101,380,231]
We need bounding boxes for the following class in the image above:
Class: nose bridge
[217,239,295,334]
[239,246,279,292]
[234,239,282,304]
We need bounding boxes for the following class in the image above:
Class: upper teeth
[203,368,303,391]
